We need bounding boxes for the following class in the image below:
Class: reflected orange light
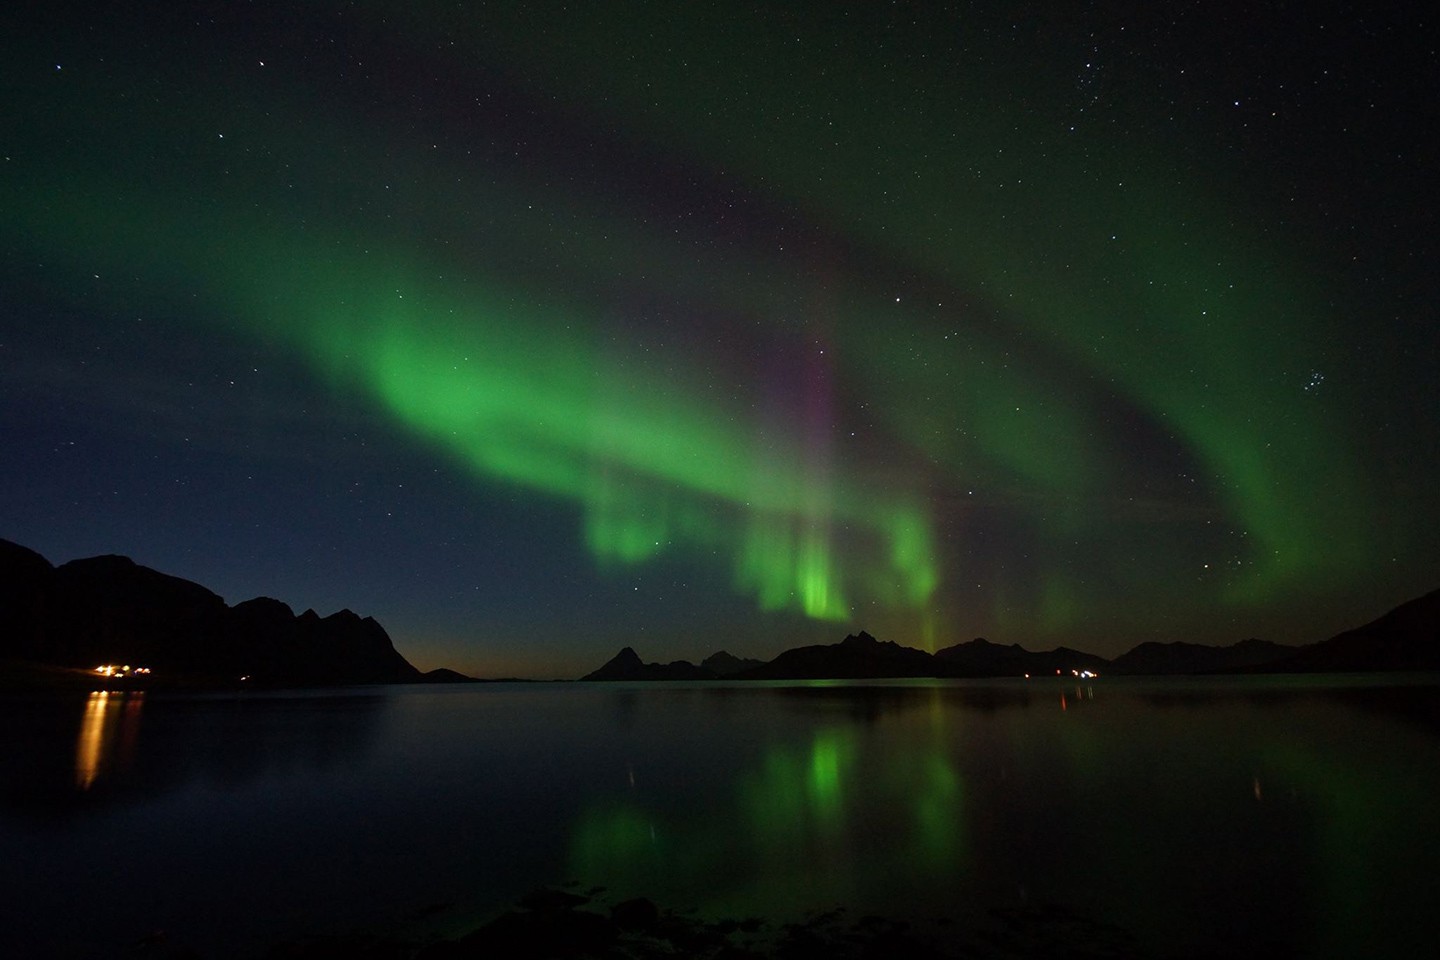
[75,690,145,789]
[76,691,113,789]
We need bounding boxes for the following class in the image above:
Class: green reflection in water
[805,732,848,828]
[568,718,969,916]
[912,753,964,871]
[1260,736,1434,960]
[569,805,664,882]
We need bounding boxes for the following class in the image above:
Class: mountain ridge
[4,537,1434,685]
[1,537,427,687]
[578,587,1440,681]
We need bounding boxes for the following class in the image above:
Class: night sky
[3,2,1436,678]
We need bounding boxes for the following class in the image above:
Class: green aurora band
[2,2,1388,643]
[422,2,1370,606]
[7,171,938,621]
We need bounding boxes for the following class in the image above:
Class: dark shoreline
[0,659,547,694]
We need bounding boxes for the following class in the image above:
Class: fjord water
[2,677,1437,959]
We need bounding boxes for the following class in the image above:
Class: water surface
[2,676,1436,958]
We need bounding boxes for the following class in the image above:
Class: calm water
[2,676,1437,958]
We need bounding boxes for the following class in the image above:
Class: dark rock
[611,896,660,930]
[456,908,617,959]
[265,934,413,959]
[517,887,590,912]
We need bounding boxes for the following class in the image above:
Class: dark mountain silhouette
[580,648,764,681]
[933,638,1029,675]
[581,647,712,681]
[1,538,420,686]
[578,585,1440,681]
[581,646,643,680]
[934,637,1108,677]
[420,667,480,683]
[1,539,62,650]
[1267,588,1440,672]
[738,631,941,680]
[1108,638,1294,676]
[579,633,1103,682]
[701,650,765,677]
[12,537,1435,685]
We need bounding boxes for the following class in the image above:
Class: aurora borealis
[2,2,1435,676]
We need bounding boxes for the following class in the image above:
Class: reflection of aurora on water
[2,681,1436,958]
[561,679,1440,960]
[569,697,970,917]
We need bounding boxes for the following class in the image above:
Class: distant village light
[93,664,151,678]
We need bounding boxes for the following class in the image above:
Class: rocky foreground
[239,886,1152,960]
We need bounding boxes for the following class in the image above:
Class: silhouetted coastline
[4,536,1437,690]
[579,583,1440,681]
[0,538,435,689]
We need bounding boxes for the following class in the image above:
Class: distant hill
[583,633,1111,682]
[1,538,421,687]
[1267,588,1440,672]
[742,631,941,680]
[580,647,767,681]
[701,650,766,677]
[935,637,1108,677]
[420,667,482,683]
[578,585,1440,681]
[1108,638,1294,676]
[581,647,712,681]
